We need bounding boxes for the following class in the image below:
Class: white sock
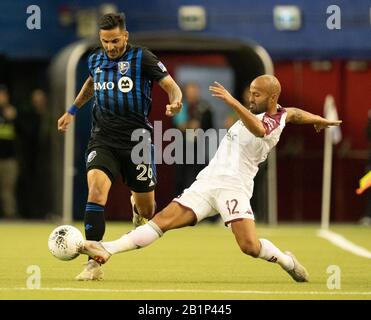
[102,221,163,255]
[258,238,294,271]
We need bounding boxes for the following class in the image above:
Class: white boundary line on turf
[317,229,371,259]
[0,288,371,295]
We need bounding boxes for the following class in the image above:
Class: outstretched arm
[286,107,342,132]
[73,76,95,108]
[209,82,266,137]
[57,76,94,132]
[159,75,183,117]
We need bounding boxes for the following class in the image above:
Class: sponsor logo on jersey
[87,151,97,163]
[93,76,133,93]
[157,61,167,72]
[149,179,155,187]
[226,131,237,141]
[95,67,102,74]
[118,61,130,75]
[94,82,115,90]
[118,76,134,93]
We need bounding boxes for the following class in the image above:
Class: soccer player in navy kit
[57,13,182,280]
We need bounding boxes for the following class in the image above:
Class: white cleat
[79,240,111,265]
[284,251,309,282]
[131,195,148,228]
[75,259,104,281]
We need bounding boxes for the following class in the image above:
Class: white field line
[317,229,371,259]
[0,287,370,295]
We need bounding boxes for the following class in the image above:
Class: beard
[106,44,126,59]
[249,101,268,114]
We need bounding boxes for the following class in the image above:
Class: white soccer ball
[48,225,84,261]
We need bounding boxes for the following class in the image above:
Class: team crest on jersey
[118,61,130,75]
[87,151,97,163]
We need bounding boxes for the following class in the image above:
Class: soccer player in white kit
[80,75,342,282]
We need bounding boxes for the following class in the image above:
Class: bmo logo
[118,76,133,93]
[94,82,114,90]
[93,76,133,93]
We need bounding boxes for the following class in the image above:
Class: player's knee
[239,240,260,258]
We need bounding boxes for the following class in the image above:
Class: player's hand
[314,119,342,133]
[57,112,74,132]
[165,102,182,117]
[209,81,237,106]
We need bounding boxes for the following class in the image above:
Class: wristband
[67,105,78,115]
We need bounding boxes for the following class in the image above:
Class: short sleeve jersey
[196,106,287,198]
[87,44,169,149]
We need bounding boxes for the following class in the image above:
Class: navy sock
[84,202,105,241]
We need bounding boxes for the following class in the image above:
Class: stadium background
[0,0,370,223]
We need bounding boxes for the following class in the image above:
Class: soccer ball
[48,225,84,261]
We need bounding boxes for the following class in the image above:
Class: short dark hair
[99,13,126,30]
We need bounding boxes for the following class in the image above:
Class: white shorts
[173,179,254,226]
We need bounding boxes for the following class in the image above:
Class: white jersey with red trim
[196,105,287,198]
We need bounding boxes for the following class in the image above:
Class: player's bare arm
[286,107,342,132]
[73,76,95,107]
[57,76,94,132]
[209,81,266,137]
[159,75,183,117]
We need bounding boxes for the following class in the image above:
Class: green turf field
[0,222,370,300]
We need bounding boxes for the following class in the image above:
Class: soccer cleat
[131,195,148,228]
[284,251,309,282]
[75,259,104,281]
[79,240,111,265]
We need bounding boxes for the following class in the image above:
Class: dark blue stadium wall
[1,0,371,60]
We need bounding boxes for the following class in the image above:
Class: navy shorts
[85,144,157,193]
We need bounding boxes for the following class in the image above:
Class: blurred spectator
[0,85,18,219]
[173,82,214,195]
[359,109,371,226]
[17,89,51,218]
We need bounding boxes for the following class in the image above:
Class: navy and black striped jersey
[87,44,169,149]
